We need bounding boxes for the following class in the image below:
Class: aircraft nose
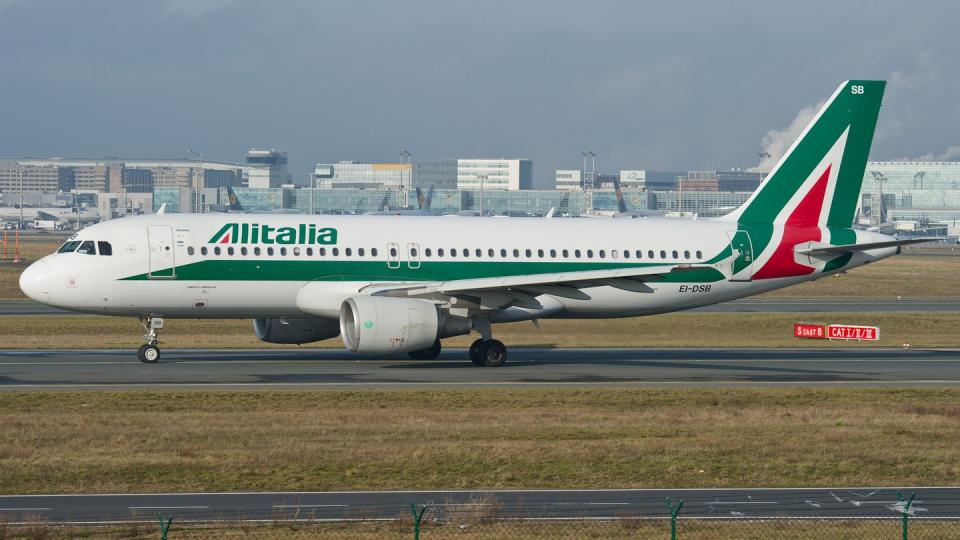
[19,259,52,304]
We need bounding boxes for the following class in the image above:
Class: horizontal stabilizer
[796,238,937,257]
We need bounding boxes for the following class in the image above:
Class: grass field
[0,241,957,301]
[0,311,958,349]
[2,388,960,494]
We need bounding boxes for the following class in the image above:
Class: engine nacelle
[253,318,340,344]
[340,296,469,353]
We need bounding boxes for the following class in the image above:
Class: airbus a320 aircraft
[20,80,926,366]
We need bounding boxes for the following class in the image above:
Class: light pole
[476,174,487,216]
[676,175,686,214]
[914,171,925,190]
[396,149,412,192]
[18,166,23,230]
[188,149,203,213]
[581,150,596,190]
[870,170,887,224]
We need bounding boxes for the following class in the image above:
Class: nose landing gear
[137,316,164,364]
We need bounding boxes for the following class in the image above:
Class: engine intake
[253,318,340,344]
[340,296,469,353]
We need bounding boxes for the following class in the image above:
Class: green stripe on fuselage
[120,259,725,283]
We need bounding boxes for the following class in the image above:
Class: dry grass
[1,311,959,349]
[0,518,943,539]
[2,388,960,494]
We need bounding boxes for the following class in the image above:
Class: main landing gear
[468,319,507,367]
[408,339,442,360]
[469,338,508,367]
[137,316,164,364]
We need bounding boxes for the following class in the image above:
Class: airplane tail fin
[612,176,628,213]
[226,186,244,212]
[721,80,885,229]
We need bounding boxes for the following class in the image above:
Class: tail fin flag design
[723,80,885,229]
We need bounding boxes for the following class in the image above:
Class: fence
[2,491,960,539]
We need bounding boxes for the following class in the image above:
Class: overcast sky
[1,0,958,182]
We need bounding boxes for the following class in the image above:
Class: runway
[3,347,960,389]
[0,487,956,522]
[1,297,958,317]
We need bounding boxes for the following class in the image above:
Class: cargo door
[147,225,176,279]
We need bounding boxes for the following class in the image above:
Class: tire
[480,339,507,367]
[137,344,160,364]
[408,340,442,360]
[469,339,485,366]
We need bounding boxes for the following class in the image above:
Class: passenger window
[525,249,532,258]
[537,249,544,257]
[575,249,581,258]
[98,241,113,256]
[358,248,364,256]
[562,249,569,258]
[227,247,235,256]
[201,246,208,256]
[294,247,302,256]
[696,250,703,259]
[425,248,432,257]
[623,250,629,259]
[586,249,593,258]
[267,247,274,256]
[77,240,96,255]
[438,248,445,257]
[462,249,468,258]
[318,247,325,256]
[372,248,378,257]
[187,246,195,256]
[255,247,262,256]
[410,247,417,257]
[332,248,339,256]
[672,250,678,259]
[550,249,556,258]
[306,247,313,256]
[280,247,287,256]
[684,250,690,259]
[476,249,483,257]
[599,250,606,259]
[389,247,397,257]
[513,249,519,257]
[660,250,667,258]
[214,246,221,256]
[648,250,654,258]
[611,250,618,259]
[500,249,507,257]
[450,249,457,257]
[488,249,494,257]
[241,247,248,256]
[345,248,351,256]
[57,241,81,253]
[636,250,642,259]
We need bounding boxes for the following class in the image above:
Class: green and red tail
[721,80,885,279]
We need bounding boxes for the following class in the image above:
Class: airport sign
[827,324,879,341]
[793,323,826,339]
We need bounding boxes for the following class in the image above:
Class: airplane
[19,80,932,366]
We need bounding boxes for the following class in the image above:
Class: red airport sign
[827,324,879,341]
[793,323,825,339]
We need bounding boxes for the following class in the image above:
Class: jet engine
[339,296,470,353]
[253,318,340,344]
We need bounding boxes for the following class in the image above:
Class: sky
[1,0,959,183]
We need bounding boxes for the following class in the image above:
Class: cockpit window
[57,241,81,253]
[77,240,96,255]
[98,241,113,256]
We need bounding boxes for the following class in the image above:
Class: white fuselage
[19,213,896,322]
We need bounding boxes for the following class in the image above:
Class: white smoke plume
[750,100,825,173]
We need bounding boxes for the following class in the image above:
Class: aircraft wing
[364,263,716,309]
[796,238,937,257]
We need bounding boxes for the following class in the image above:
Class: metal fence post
[897,491,916,540]
[665,497,684,540]
[157,512,173,540]
[410,502,427,540]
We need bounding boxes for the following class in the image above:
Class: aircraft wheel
[137,344,161,364]
[408,340,442,360]
[479,339,507,367]
[469,339,484,366]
